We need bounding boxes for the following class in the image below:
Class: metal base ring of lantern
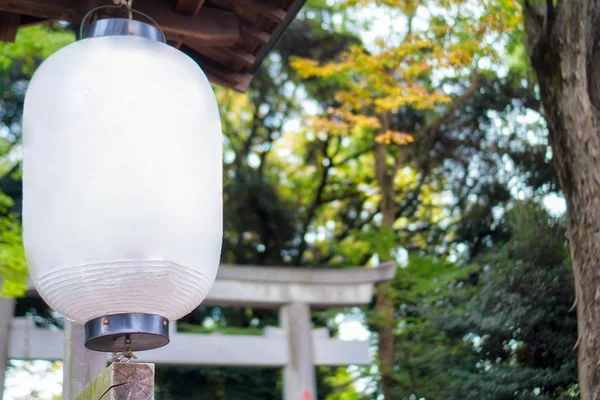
[23,1,223,355]
[85,313,170,352]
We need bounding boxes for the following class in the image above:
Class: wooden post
[75,362,154,400]
[0,298,14,400]
[63,321,107,400]
[0,11,20,42]
[280,303,316,400]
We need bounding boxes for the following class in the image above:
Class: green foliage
[177,322,263,336]
[155,366,283,400]
[360,203,576,400]
[0,212,27,297]
[392,256,477,305]
[318,367,362,400]
[0,25,74,298]
[432,203,576,399]
[0,24,74,70]
[372,256,478,399]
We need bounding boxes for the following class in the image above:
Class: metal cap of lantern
[80,2,166,43]
[84,18,164,43]
[22,1,223,355]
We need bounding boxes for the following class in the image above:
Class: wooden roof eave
[0,0,307,91]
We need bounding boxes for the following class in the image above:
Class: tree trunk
[374,111,397,398]
[524,1,600,398]
[375,279,396,398]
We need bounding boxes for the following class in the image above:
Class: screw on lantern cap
[84,313,170,352]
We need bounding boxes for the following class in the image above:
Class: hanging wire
[111,336,138,363]
[113,0,134,7]
[113,0,133,20]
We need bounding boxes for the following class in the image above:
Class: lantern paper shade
[22,36,223,324]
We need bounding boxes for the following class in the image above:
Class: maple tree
[292,0,522,396]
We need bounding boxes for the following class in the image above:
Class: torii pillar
[0,297,13,400]
[281,302,316,400]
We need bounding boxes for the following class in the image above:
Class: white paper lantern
[22,25,223,337]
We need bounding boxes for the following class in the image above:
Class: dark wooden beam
[0,0,240,46]
[203,66,253,91]
[123,3,241,46]
[220,46,255,68]
[168,39,183,49]
[189,42,256,69]
[0,11,20,42]
[211,0,286,24]
[239,0,286,23]
[174,0,206,16]
[182,45,253,91]
[19,15,45,26]
[241,23,270,45]
[0,0,77,21]
[186,43,231,66]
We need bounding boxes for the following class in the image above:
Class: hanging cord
[79,0,166,42]
[113,0,133,20]
[113,0,134,6]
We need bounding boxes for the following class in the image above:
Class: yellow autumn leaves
[313,108,379,136]
[291,0,522,147]
[311,107,415,145]
[375,130,415,145]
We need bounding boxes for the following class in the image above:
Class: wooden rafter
[0,0,240,46]
[174,0,206,15]
[211,0,287,24]
[203,66,253,92]
[19,15,45,26]
[220,46,256,68]
[0,0,306,92]
[182,46,253,92]
[0,11,20,41]
[167,39,183,49]
[143,5,239,46]
[186,44,230,66]
[0,0,77,21]
[239,0,286,23]
[241,23,271,45]
[189,42,257,69]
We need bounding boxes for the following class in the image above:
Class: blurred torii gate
[0,263,396,400]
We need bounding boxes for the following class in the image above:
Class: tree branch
[394,168,430,219]
[523,0,549,67]
[332,144,375,167]
[390,72,479,184]
[293,137,332,265]
[545,0,555,37]
[318,190,363,205]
